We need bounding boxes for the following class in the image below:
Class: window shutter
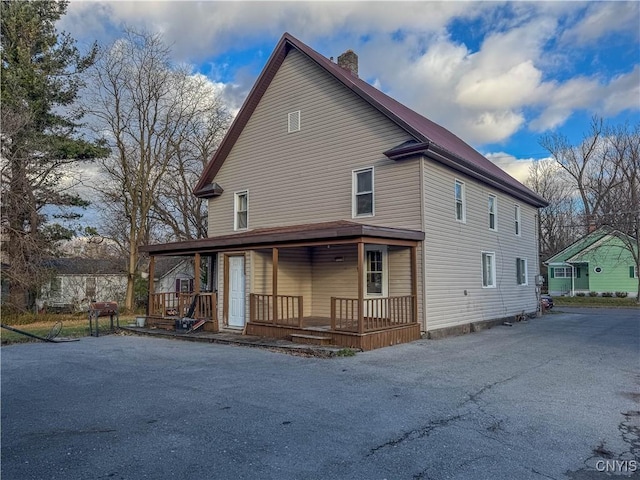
[576,268,580,278]
[550,268,554,279]
[189,279,194,292]
[631,266,636,278]
[175,278,180,298]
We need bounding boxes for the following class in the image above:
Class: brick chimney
[337,49,358,77]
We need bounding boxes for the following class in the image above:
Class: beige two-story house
[141,33,547,350]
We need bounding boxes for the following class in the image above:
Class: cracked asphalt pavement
[2,307,638,479]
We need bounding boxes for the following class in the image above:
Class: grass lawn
[553,296,640,308]
[1,313,138,345]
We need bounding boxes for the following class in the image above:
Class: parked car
[541,294,554,310]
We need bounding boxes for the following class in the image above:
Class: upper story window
[488,194,497,231]
[516,258,527,285]
[631,266,639,278]
[514,205,521,235]
[288,111,300,133]
[234,191,248,230]
[455,180,466,222]
[482,252,496,288]
[353,167,374,217]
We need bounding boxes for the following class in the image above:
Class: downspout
[419,157,427,334]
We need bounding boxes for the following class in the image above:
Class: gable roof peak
[194,32,547,208]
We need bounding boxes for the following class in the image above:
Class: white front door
[228,256,245,328]
[364,245,388,318]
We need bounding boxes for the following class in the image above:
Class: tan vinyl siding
[252,248,313,316]
[422,159,539,331]
[207,49,421,236]
[311,245,358,317]
[388,246,412,297]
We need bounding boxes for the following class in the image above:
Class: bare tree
[151,77,231,241]
[539,117,639,302]
[540,117,623,229]
[526,158,581,260]
[85,30,230,310]
[603,123,640,301]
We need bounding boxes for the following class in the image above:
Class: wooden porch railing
[331,296,416,332]
[249,294,303,327]
[149,292,217,321]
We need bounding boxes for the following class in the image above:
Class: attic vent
[288,111,300,133]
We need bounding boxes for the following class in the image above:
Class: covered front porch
[140,221,424,350]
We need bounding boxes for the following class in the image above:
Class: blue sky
[61,0,639,183]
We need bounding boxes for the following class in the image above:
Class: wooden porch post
[272,248,279,324]
[411,245,418,323]
[194,253,201,293]
[357,241,364,334]
[148,255,155,316]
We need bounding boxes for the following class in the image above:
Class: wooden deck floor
[246,317,421,351]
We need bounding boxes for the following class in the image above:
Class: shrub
[589,291,599,297]
[336,348,356,357]
[615,292,628,298]
[601,292,614,297]
[576,292,586,297]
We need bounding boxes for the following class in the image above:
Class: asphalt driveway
[2,307,638,480]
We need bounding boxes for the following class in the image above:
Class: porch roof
[140,221,424,256]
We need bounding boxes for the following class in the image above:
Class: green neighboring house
[545,227,638,297]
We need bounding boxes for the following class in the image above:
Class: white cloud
[560,2,640,46]
[530,67,640,132]
[60,1,639,149]
[484,152,537,183]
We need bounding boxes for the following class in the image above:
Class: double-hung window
[234,191,248,230]
[455,180,465,222]
[482,252,496,288]
[514,205,521,235]
[353,167,374,217]
[516,258,527,285]
[488,194,497,231]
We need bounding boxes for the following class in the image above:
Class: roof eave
[425,144,548,208]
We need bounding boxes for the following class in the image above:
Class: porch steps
[289,333,333,346]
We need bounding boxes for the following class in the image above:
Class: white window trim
[488,194,497,231]
[514,204,521,236]
[288,111,301,133]
[516,257,528,286]
[455,179,466,223]
[234,190,248,231]
[554,266,572,278]
[352,167,375,218]
[364,245,388,298]
[482,251,496,288]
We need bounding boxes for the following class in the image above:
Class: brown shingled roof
[194,33,547,208]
